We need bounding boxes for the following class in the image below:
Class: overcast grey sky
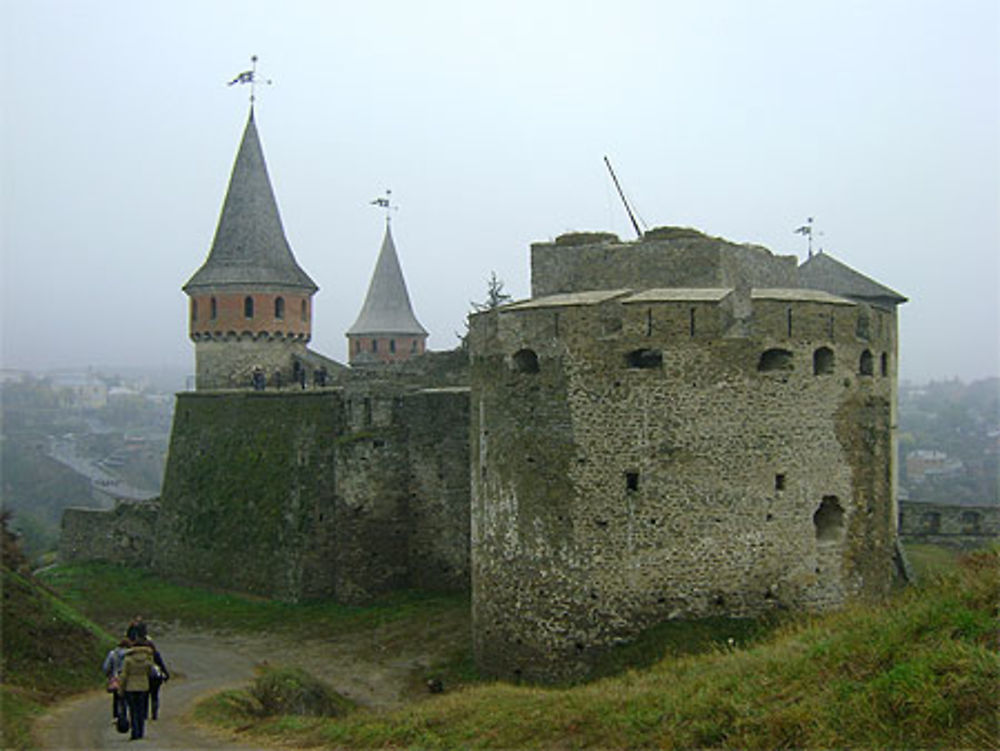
[1,0,997,383]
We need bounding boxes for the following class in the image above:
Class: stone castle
[62,108,908,681]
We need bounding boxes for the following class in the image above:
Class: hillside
[0,516,114,750]
[194,548,998,750]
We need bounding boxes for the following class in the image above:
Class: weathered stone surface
[899,500,999,550]
[61,499,160,567]
[469,275,900,682]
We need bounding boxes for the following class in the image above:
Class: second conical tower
[346,221,427,365]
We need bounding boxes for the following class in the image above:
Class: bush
[248,666,354,717]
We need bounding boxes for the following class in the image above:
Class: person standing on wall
[120,637,155,740]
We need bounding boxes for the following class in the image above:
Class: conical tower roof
[347,223,427,336]
[184,109,317,294]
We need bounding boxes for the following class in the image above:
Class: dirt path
[35,616,462,750]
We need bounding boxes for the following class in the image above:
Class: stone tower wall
[469,292,898,681]
[193,337,309,390]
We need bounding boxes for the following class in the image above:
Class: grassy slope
[194,548,998,750]
[33,548,999,750]
[0,568,115,751]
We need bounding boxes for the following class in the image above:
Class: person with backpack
[120,637,155,740]
[101,638,129,725]
[146,641,170,720]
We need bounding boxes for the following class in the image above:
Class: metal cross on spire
[227,55,272,105]
[370,189,399,224]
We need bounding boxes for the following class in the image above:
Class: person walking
[146,641,170,720]
[120,637,155,740]
[126,615,147,642]
[101,638,129,724]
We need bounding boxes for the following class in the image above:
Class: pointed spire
[184,110,317,293]
[347,223,427,336]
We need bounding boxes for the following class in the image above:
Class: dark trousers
[147,679,162,719]
[125,690,148,739]
[111,690,126,720]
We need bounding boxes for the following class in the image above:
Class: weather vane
[227,55,272,104]
[794,216,823,258]
[370,189,399,224]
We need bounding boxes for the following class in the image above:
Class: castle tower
[346,221,427,365]
[183,109,318,389]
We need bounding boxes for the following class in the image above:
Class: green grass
[39,562,467,640]
[192,547,999,750]
[902,541,964,580]
[0,568,117,750]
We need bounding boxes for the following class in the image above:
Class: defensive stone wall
[899,500,999,550]
[469,285,899,681]
[151,382,469,603]
[61,499,160,567]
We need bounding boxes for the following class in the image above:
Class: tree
[471,271,512,312]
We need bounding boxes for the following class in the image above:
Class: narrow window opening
[191,299,198,322]
[828,312,834,338]
[814,496,845,542]
[390,339,396,353]
[244,296,254,319]
[813,347,835,375]
[880,352,889,377]
[512,348,540,374]
[363,397,373,426]
[301,299,307,322]
[372,340,378,353]
[210,297,217,320]
[625,471,639,492]
[775,474,786,491]
[859,349,874,376]
[787,308,793,337]
[554,312,560,337]
[758,348,794,372]
[961,511,981,534]
[411,339,418,352]
[274,297,285,320]
[355,340,361,354]
[646,308,653,337]
[689,307,696,337]
[921,511,941,533]
[625,348,663,369]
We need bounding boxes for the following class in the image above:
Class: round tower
[183,109,318,389]
[346,221,427,365]
[468,230,905,683]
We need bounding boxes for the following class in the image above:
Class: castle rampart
[61,499,160,568]
[898,500,999,550]
[150,383,469,602]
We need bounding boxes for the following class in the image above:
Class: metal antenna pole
[604,156,643,239]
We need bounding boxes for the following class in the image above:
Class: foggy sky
[2,0,998,383]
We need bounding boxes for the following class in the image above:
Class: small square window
[626,471,639,492]
[775,474,786,492]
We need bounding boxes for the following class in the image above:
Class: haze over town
[2,0,997,384]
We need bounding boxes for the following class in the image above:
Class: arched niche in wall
[758,348,794,372]
[814,496,845,542]
[511,348,540,374]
